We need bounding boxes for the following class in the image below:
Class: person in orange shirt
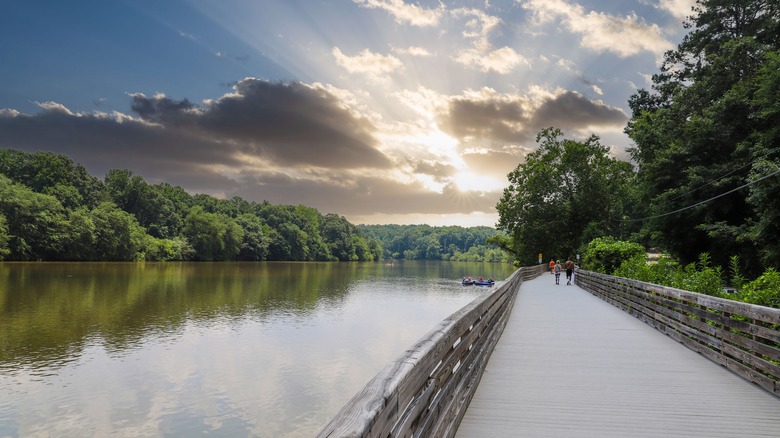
[549,258,555,274]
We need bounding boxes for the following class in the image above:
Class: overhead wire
[667,147,779,202]
[621,166,780,222]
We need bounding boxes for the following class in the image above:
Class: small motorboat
[462,277,494,286]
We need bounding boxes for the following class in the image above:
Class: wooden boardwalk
[456,273,780,437]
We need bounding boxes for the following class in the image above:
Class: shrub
[738,269,780,308]
[582,237,645,274]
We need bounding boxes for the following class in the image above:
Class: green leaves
[582,237,645,274]
[0,149,383,262]
[626,0,780,274]
[496,128,636,265]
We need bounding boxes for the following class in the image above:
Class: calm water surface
[0,261,516,437]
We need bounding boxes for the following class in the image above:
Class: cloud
[454,45,527,74]
[451,8,528,74]
[0,79,394,192]
[530,90,627,130]
[657,0,696,22]
[130,78,390,169]
[332,47,404,82]
[178,30,197,40]
[0,79,503,221]
[391,46,433,57]
[231,171,499,216]
[520,0,674,57]
[353,0,443,27]
[443,90,532,143]
[0,104,244,191]
[439,87,627,147]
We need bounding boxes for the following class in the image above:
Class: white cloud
[455,45,527,74]
[450,8,528,74]
[332,47,404,82]
[36,101,75,115]
[353,0,443,27]
[520,0,674,58]
[657,0,696,22]
[392,46,433,57]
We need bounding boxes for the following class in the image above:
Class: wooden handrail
[575,270,780,398]
[317,264,545,438]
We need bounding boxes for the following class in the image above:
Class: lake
[0,261,517,437]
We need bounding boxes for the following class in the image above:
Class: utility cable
[668,147,779,202]
[622,166,780,222]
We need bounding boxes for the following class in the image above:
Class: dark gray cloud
[530,91,627,129]
[230,172,499,216]
[0,106,243,182]
[408,159,457,181]
[439,90,627,149]
[442,98,531,143]
[130,78,391,169]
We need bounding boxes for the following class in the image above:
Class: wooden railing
[317,265,544,438]
[575,270,780,397]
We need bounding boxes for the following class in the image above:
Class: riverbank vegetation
[0,154,380,262]
[0,149,507,262]
[496,0,779,305]
[358,224,512,263]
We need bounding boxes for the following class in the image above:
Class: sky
[0,0,696,227]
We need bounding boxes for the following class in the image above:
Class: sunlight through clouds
[353,0,444,27]
[332,47,404,82]
[0,0,692,226]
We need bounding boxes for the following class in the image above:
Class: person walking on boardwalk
[549,258,555,274]
[564,258,574,285]
[554,260,562,285]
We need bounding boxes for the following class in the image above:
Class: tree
[320,214,354,261]
[235,213,271,261]
[581,237,646,274]
[496,128,636,265]
[625,0,780,274]
[0,174,69,260]
[105,169,181,238]
[183,206,243,261]
[61,207,97,260]
[90,202,147,261]
[0,149,105,209]
[0,214,10,260]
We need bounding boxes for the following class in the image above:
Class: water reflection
[0,261,516,437]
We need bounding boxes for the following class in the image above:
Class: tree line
[0,149,507,262]
[496,0,779,282]
[358,224,513,263]
[0,149,383,262]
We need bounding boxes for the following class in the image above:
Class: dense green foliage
[0,149,385,262]
[613,253,724,297]
[0,149,506,263]
[494,0,779,300]
[358,224,512,262]
[495,128,636,265]
[613,252,779,308]
[625,0,780,275]
[581,237,645,274]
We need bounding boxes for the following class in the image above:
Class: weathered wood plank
[574,269,780,397]
[457,274,780,438]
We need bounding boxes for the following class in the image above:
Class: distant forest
[0,149,508,263]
